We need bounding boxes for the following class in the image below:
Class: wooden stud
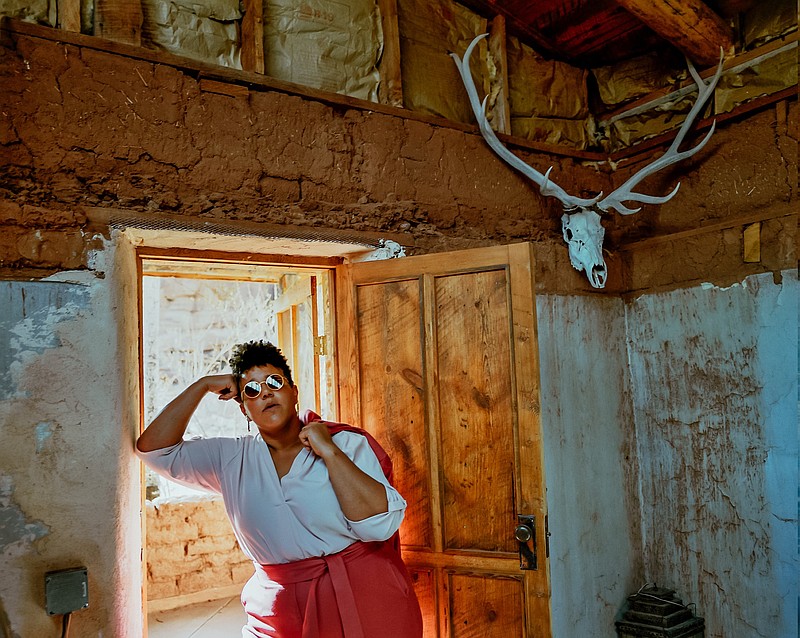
[57,0,82,33]
[743,222,761,263]
[488,14,511,135]
[615,0,734,66]
[94,0,142,46]
[241,0,265,74]
[376,0,403,107]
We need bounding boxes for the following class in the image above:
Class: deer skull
[452,34,724,288]
[562,210,607,288]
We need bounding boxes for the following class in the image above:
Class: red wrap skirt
[241,540,423,638]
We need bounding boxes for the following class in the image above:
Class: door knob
[515,515,537,570]
[514,524,532,543]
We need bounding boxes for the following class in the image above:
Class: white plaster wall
[625,271,798,638]
[536,294,642,635]
[0,238,143,637]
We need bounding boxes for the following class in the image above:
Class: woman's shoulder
[330,428,386,463]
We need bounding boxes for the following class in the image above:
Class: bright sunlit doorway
[138,252,338,636]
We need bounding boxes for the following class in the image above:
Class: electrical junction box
[45,567,89,616]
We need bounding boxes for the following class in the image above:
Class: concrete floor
[147,596,246,637]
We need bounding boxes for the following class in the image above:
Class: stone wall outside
[146,496,252,601]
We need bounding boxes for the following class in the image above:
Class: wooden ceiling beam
[614,0,734,66]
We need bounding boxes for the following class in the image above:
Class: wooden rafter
[614,0,734,66]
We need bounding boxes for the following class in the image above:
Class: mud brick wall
[0,25,615,291]
[146,496,253,600]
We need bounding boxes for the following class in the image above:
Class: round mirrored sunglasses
[241,374,286,399]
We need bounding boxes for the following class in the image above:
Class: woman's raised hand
[204,373,239,401]
[298,421,337,458]
[138,374,238,452]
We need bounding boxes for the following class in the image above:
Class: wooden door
[336,243,550,637]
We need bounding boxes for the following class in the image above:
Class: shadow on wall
[1,596,14,638]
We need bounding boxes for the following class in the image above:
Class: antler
[451,34,602,211]
[597,51,725,215]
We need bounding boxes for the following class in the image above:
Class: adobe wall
[0,24,609,290]
[146,497,251,602]
[3,23,794,293]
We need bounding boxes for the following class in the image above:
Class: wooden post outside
[241,0,265,74]
[488,14,511,135]
[94,0,143,46]
[310,276,322,415]
[377,0,403,107]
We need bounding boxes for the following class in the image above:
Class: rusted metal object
[615,586,705,638]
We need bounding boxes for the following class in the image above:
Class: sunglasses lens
[243,381,262,398]
[265,375,284,391]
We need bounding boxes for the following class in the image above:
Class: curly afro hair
[228,340,294,386]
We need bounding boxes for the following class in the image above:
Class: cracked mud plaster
[625,273,795,637]
[0,476,49,552]
[0,33,603,252]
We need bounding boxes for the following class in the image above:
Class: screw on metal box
[45,567,89,616]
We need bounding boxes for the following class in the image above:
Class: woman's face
[238,364,299,432]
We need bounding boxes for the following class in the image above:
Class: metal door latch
[515,515,537,570]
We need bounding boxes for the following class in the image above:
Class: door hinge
[545,514,550,558]
[314,335,328,356]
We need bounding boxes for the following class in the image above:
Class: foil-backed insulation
[398,0,487,122]
[506,36,592,149]
[264,0,382,101]
[141,0,242,69]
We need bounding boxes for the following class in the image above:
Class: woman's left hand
[298,421,338,458]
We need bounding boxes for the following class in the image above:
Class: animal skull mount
[451,34,725,288]
[562,210,607,288]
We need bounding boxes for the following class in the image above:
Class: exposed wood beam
[57,0,81,32]
[377,0,403,107]
[94,0,142,46]
[240,0,265,74]
[488,15,511,135]
[614,0,734,66]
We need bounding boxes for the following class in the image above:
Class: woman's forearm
[323,449,389,521]
[136,378,210,452]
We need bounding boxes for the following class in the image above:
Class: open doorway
[138,253,337,635]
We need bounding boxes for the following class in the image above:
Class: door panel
[448,572,524,638]
[355,279,432,549]
[435,269,516,553]
[411,568,439,635]
[336,243,550,637]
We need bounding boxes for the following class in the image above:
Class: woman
[136,340,423,638]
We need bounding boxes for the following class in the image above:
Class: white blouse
[136,430,406,564]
